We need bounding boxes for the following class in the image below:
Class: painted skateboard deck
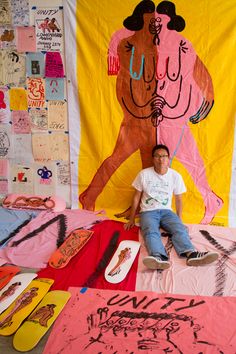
[0,265,20,290]
[2,193,66,212]
[0,272,37,314]
[49,229,94,268]
[0,278,54,336]
[13,290,71,352]
[105,240,140,283]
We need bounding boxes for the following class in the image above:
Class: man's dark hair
[152,144,170,157]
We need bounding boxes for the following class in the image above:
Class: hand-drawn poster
[27,77,46,108]
[32,133,51,162]
[12,134,34,164]
[16,26,36,53]
[48,100,68,131]
[45,52,64,77]
[9,88,28,111]
[10,164,34,194]
[0,50,26,87]
[0,177,8,195]
[0,159,8,176]
[0,160,8,195]
[0,27,16,49]
[26,52,45,78]
[0,87,10,124]
[45,78,64,100]
[43,287,236,354]
[57,161,70,185]
[34,162,56,195]
[0,0,12,25]
[0,124,13,159]
[11,111,31,134]
[29,108,48,132]
[32,132,69,162]
[64,0,236,226]
[11,0,29,26]
[34,7,64,52]
[49,132,69,161]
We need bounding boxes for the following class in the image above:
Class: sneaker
[143,256,170,270]
[186,251,219,266]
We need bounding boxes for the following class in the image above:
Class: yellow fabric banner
[65,0,236,226]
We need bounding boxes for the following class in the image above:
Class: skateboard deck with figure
[49,229,94,268]
[2,193,66,212]
[105,240,140,283]
[13,290,71,352]
[0,278,54,336]
[0,265,21,290]
[0,272,37,314]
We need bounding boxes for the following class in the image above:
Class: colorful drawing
[13,290,71,352]
[78,1,223,224]
[0,278,54,335]
[105,240,140,283]
[43,287,236,353]
[35,7,64,52]
[49,229,94,268]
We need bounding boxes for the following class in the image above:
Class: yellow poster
[65,0,236,226]
[9,88,28,111]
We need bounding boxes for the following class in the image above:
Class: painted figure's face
[152,148,169,171]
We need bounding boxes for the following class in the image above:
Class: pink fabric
[43,287,236,354]
[37,220,139,291]
[136,224,236,296]
[0,209,108,268]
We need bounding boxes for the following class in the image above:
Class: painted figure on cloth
[79,0,223,224]
[28,304,56,327]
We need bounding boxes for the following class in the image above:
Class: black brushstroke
[83,231,120,288]
[200,229,236,297]
[11,214,67,248]
[0,217,33,247]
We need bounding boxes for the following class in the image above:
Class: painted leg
[79,122,146,210]
[159,122,223,224]
[115,130,156,218]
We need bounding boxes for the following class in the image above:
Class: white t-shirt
[132,167,186,212]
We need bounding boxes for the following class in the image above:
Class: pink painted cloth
[136,224,236,296]
[43,287,236,354]
[0,209,108,268]
[38,220,139,291]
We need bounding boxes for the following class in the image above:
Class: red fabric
[37,220,139,291]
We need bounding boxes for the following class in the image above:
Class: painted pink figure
[38,18,51,33]
[79,1,223,224]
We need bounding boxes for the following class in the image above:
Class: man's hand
[123,189,142,231]
[124,220,135,230]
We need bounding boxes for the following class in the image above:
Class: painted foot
[114,207,131,220]
[200,192,223,224]
[79,191,95,211]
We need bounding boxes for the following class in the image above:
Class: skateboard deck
[105,240,140,283]
[0,265,20,290]
[49,229,94,268]
[0,278,54,336]
[0,272,37,314]
[13,290,71,352]
[2,193,66,212]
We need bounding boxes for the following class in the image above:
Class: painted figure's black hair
[156,1,185,32]
[123,0,155,31]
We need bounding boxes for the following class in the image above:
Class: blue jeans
[140,209,195,259]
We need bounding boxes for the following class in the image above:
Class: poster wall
[0,2,71,205]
